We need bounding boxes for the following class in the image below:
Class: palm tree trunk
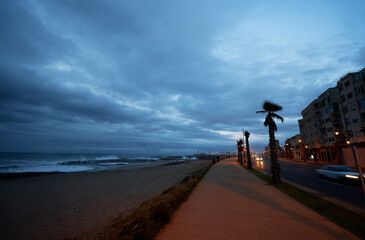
[245,135,252,169]
[237,147,242,164]
[269,123,281,184]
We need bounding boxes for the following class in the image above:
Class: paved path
[157,158,359,240]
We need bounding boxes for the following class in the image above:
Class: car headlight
[345,175,359,179]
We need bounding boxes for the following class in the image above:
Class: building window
[359,99,365,109]
[341,95,346,101]
[354,74,360,83]
[353,118,358,124]
[338,84,343,91]
[343,106,348,114]
[347,92,353,99]
[356,87,361,96]
[345,81,350,87]
[349,131,354,137]
[322,99,327,106]
[350,105,356,111]
[346,118,351,125]
[356,131,363,137]
[325,104,335,114]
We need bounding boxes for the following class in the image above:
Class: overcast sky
[1,0,365,155]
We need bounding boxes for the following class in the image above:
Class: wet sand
[0,160,210,240]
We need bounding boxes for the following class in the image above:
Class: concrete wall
[343,147,365,167]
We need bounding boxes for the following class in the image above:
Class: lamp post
[334,131,346,164]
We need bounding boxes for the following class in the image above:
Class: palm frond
[264,116,270,127]
[271,113,284,123]
[256,110,267,114]
[263,101,283,112]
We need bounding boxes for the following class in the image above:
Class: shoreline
[0,160,187,179]
[0,159,210,240]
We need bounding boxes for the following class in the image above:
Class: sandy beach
[0,160,210,240]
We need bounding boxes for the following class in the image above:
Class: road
[252,157,365,210]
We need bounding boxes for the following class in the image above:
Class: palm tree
[237,139,244,164]
[244,131,252,169]
[256,101,284,184]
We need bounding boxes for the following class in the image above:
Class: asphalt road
[252,157,365,210]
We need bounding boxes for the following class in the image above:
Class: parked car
[316,165,365,183]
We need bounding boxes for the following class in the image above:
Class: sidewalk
[157,158,359,240]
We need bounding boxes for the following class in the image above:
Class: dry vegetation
[101,164,211,240]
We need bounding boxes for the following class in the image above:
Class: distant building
[263,140,280,158]
[285,134,301,160]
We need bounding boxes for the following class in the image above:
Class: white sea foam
[95,155,119,161]
[182,156,197,160]
[130,157,161,161]
[99,162,129,166]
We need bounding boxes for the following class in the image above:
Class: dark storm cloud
[0,1,75,66]
[0,66,141,124]
[1,0,365,154]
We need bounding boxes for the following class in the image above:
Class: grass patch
[241,164,365,239]
[101,164,211,240]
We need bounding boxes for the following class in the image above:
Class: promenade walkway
[157,157,359,240]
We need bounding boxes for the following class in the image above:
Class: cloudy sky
[1,0,364,155]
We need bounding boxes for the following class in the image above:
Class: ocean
[0,152,196,174]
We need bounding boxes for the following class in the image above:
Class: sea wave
[0,153,170,174]
[95,155,119,161]
[58,158,129,166]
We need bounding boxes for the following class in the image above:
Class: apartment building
[336,68,365,145]
[299,88,342,162]
[299,67,365,163]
